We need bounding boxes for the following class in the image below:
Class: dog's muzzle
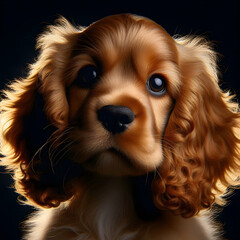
[97,105,135,134]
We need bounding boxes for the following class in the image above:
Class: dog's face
[66,17,179,176]
[1,14,240,216]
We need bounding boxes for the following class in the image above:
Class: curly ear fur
[0,18,83,207]
[152,36,240,217]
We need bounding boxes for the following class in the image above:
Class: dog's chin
[82,148,149,177]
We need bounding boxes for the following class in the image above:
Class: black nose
[97,105,135,134]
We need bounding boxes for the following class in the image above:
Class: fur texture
[1,14,240,240]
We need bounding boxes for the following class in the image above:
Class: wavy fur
[1,14,240,240]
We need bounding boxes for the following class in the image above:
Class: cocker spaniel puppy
[1,14,240,240]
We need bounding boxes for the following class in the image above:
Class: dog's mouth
[82,147,144,176]
[108,147,129,159]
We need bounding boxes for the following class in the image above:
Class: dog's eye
[74,65,100,88]
[147,74,166,96]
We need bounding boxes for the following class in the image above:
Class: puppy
[1,14,240,240]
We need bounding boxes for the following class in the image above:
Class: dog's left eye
[74,65,100,88]
[147,74,166,96]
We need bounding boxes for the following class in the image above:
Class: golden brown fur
[1,14,240,239]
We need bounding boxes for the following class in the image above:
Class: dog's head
[1,14,240,217]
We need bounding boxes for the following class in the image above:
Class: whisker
[28,126,76,174]
[48,127,75,156]
[50,140,76,166]
[48,135,74,163]
[154,168,162,178]
[28,131,57,173]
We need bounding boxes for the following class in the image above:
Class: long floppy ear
[152,36,240,217]
[0,18,83,207]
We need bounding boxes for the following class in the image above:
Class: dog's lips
[108,147,129,159]
[89,147,134,167]
[82,147,144,176]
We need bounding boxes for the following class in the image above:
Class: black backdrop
[0,0,239,239]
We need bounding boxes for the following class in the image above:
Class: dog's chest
[25,177,216,240]
[70,177,140,240]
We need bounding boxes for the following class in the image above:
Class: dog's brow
[120,52,138,77]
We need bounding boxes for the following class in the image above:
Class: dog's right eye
[74,65,100,88]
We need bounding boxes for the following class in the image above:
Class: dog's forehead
[76,15,177,69]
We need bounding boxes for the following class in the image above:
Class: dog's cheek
[150,94,174,135]
[68,87,89,121]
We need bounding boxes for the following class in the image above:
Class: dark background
[0,0,239,239]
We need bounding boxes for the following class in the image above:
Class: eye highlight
[74,65,100,88]
[147,74,167,96]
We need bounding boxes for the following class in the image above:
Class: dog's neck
[68,175,141,239]
[73,173,160,220]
